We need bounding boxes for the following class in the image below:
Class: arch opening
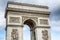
[24,19,36,29]
[23,19,36,40]
[23,25,31,40]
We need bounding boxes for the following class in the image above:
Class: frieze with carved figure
[11,29,18,40]
[9,17,20,23]
[42,30,48,40]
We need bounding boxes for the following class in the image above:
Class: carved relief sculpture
[11,29,18,40]
[40,19,48,25]
[9,17,20,23]
[22,16,38,23]
[42,30,48,40]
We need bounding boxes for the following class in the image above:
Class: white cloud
[8,0,49,6]
[50,20,60,32]
[49,20,60,40]
[0,11,6,29]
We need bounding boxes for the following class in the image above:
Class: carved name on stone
[42,30,48,40]
[9,17,20,23]
[11,29,18,40]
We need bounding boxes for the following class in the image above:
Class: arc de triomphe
[5,1,51,40]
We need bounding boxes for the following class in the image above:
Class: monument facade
[5,1,51,40]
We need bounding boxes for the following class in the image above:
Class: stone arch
[23,19,36,40]
[5,1,50,40]
[24,19,36,29]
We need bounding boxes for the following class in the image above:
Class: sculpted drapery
[42,30,48,40]
[11,29,18,40]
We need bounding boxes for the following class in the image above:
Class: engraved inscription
[42,30,48,40]
[11,29,18,40]
[9,17,20,23]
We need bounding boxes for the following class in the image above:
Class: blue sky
[0,0,60,40]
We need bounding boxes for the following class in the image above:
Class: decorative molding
[7,11,49,18]
[22,16,38,24]
[7,25,23,27]
[7,7,50,14]
[5,25,23,31]
[30,26,50,31]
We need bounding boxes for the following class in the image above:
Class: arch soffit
[23,19,36,28]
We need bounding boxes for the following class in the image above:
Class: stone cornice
[5,7,50,18]
[35,26,50,28]
[30,26,50,31]
[31,26,50,30]
[5,25,23,31]
[8,7,50,14]
[8,1,48,9]
[5,1,50,18]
